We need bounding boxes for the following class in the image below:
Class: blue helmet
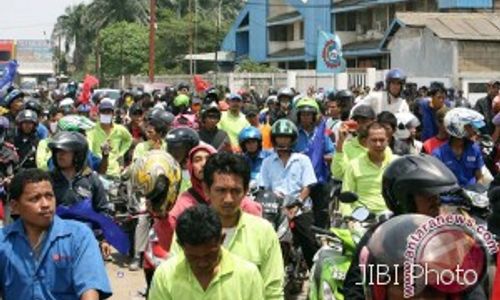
[385,68,406,85]
[77,103,92,113]
[238,126,262,152]
[4,89,25,107]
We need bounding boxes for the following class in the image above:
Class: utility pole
[194,0,198,75]
[189,0,193,76]
[149,0,157,83]
[214,0,221,75]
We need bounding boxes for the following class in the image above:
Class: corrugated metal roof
[395,12,500,41]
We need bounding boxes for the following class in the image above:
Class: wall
[389,27,455,78]
[458,41,500,73]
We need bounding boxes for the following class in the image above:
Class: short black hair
[203,152,250,190]
[366,122,388,136]
[176,205,222,246]
[377,111,397,131]
[9,168,52,201]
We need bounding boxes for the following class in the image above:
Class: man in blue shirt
[0,169,111,300]
[238,126,272,186]
[294,98,334,228]
[433,108,485,187]
[419,82,447,141]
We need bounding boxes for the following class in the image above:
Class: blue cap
[99,99,114,111]
[229,94,242,101]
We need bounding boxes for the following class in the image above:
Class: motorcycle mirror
[351,206,370,222]
[338,192,359,203]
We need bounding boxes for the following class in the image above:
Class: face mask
[49,121,58,133]
[100,114,113,124]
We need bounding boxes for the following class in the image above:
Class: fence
[128,68,388,95]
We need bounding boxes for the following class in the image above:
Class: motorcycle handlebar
[310,225,336,237]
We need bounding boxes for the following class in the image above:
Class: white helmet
[444,108,485,138]
[395,112,420,140]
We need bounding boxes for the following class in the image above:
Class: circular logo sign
[322,39,342,69]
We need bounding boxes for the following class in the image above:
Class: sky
[0,0,90,40]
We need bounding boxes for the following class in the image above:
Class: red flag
[79,74,99,104]
[192,75,210,93]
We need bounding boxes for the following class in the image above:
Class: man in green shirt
[331,105,376,180]
[341,122,396,215]
[86,99,132,177]
[217,94,250,151]
[149,205,264,300]
[170,153,284,300]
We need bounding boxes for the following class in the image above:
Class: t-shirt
[217,111,250,148]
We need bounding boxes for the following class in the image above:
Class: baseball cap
[229,94,242,102]
[99,99,114,111]
[351,105,376,120]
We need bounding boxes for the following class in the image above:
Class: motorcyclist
[165,127,200,193]
[23,98,49,140]
[13,109,40,170]
[433,107,486,187]
[132,108,174,160]
[48,131,113,258]
[271,87,295,124]
[343,154,470,299]
[198,105,231,152]
[0,116,18,225]
[3,88,25,142]
[357,68,410,115]
[129,150,182,290]
[238,126,272,183]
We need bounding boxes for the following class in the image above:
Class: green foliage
[236,59,279,73]
[99,22,149,77]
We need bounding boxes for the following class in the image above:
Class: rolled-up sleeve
[301,156,317,188]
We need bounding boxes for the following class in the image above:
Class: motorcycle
[308,192,391,300]
[252,189,309,296]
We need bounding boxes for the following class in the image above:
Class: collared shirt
[432,141,484,187]
[341,151,396,216]
[132,140,167,161]
[86,122,133,177]
[259,152,317,199]
[217,111,250,148]
[331,136,367,180]
[149,248,264,300]
[0,216,111,300]
[295,126,335,155]
[170,212,284,300]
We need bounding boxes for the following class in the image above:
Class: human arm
[73,225,112,299]
[80,289,99,300]
[340,162,357,216]
[300,155,317,201]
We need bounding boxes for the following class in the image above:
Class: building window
[0,51,10,61]
[300,21,304,39]
[335,12,356,31]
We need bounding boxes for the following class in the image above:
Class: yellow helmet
[130,150,182,216]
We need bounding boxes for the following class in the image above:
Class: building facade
[221,0,496,69]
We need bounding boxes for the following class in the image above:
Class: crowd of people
[0,68,499,299]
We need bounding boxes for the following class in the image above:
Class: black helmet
[335,90,354,102]
[177,82,190,91]
[147,108,174,136]
[382,154,459,215]
[201,105,221,120]
[16,109,38,125]
[351,105,376,120]
[48,131,89,172]
[165,127,200,164]
[129,103,144,116]
[23,99,43,115]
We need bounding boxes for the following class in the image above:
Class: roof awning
[342,39,388,57]
[332,0,407,13]
[267,48,306,62]
[17,69,54,75]
[267,11,303,26]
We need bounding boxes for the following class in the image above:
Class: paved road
[106,254,308,300]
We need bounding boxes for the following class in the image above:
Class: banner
[78,74,99,104]
[193,75,210,93]
[316,31,346,74]
[0,60,19,104]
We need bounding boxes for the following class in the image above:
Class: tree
[86,0,149,31]
[99,22,149,78]
[52,4,94,72]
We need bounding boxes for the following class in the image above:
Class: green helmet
[58,115,95,133]
[296,97,320,115]
[173,94,190,107]
[271,119,298,145]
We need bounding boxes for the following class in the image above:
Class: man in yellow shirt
[341,122,396,215]
[217,94,250,151]
[170,153,284,300]
[86,99,132,177]
[149,205,264,300]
